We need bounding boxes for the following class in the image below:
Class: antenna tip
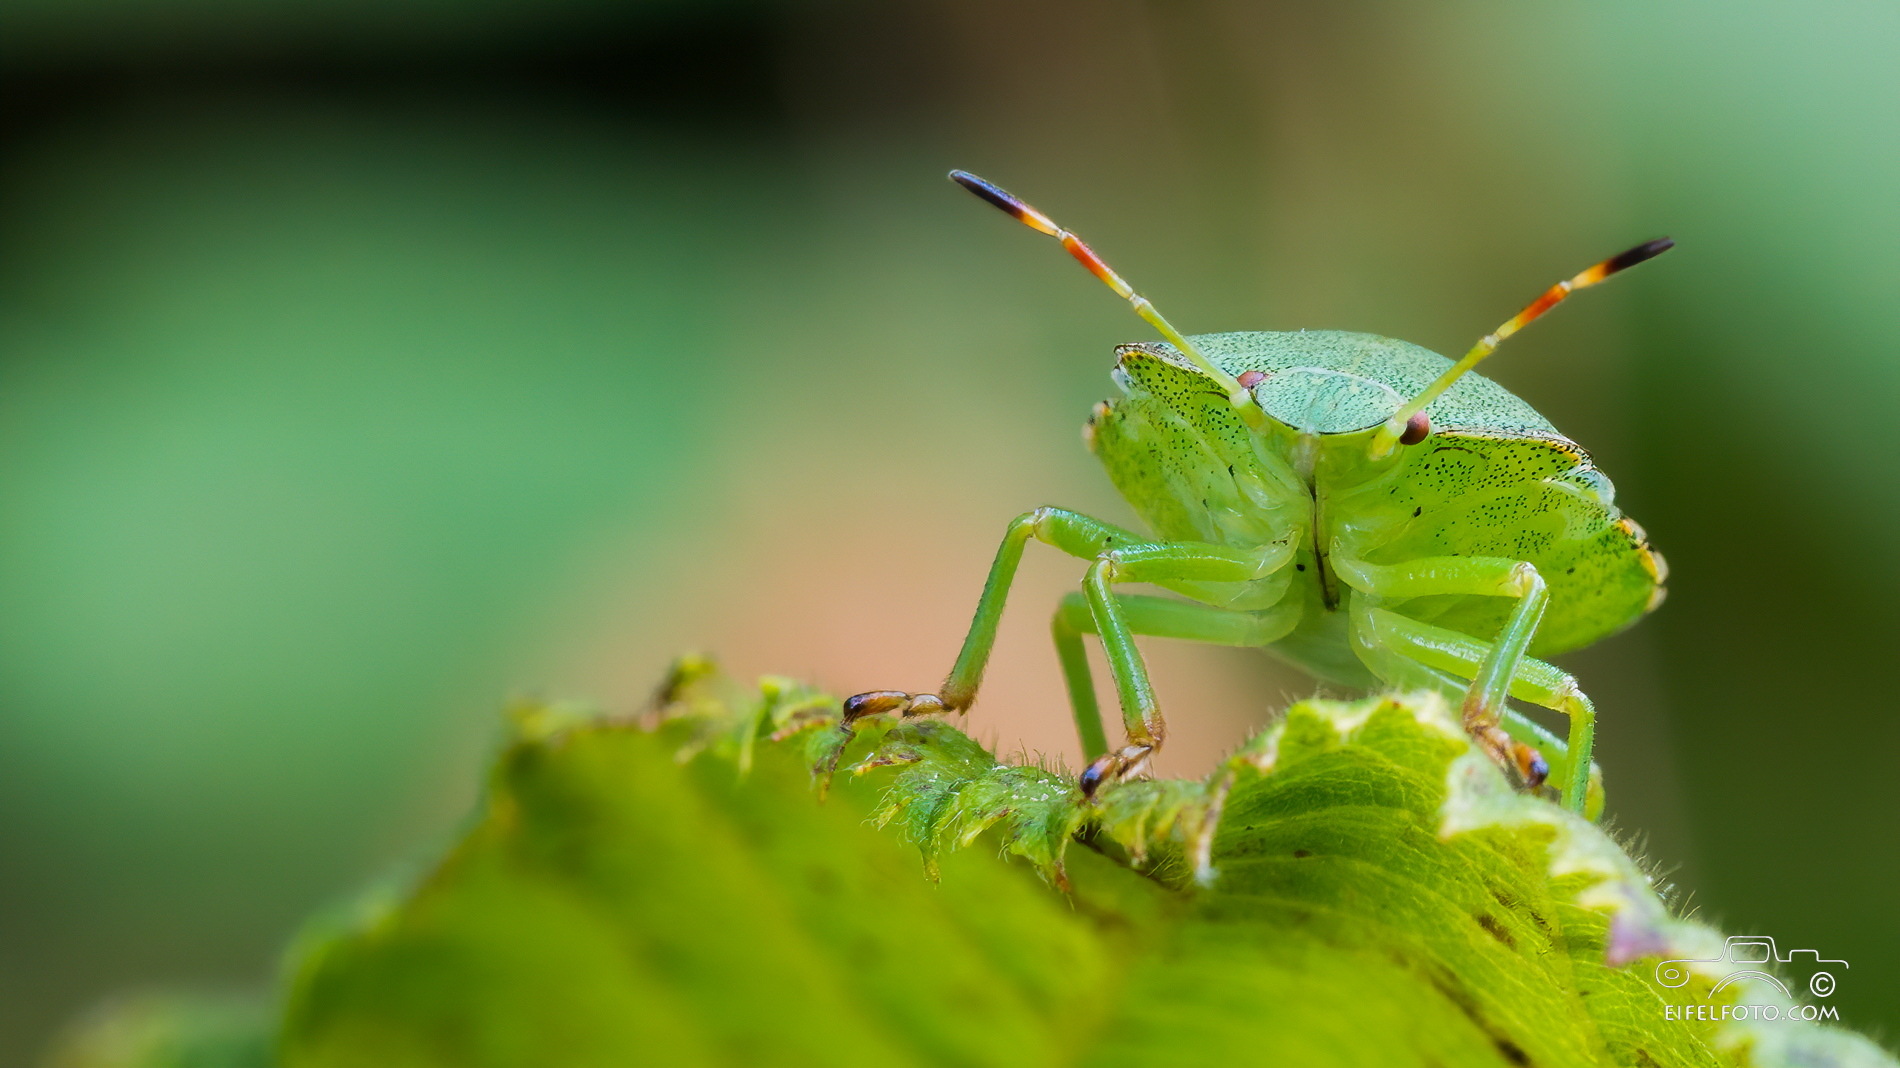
[1605,236,1675,275]
[948,169,1058,235]
[949,169,1015,214]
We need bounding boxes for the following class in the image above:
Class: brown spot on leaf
[1493,1037,1531,1066]
[1476,913,1516,949]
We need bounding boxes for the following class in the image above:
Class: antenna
[949,170,1258,417]
[1369,238,1674,458]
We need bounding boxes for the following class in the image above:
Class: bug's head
[1120,334,1436,443]
[1237,362,1418,439]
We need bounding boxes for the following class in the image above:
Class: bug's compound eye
[1236,370,1267,389]
[1398,411,1432,446]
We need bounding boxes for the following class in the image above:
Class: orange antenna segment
[1371,237,1674,457]
[949,170,1255,411]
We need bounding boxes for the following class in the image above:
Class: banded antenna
[949,170,1259,419]
[1370,237,1674,457]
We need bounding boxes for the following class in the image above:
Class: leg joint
[1011,507,1053,539]
[1506,561,1546,597]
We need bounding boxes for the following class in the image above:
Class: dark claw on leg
[1077,745,1155,799]
[1466,717,1551,794]
[1514,744,1551,791]
[841,691,908,725]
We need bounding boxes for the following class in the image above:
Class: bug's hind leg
[1052,591,1302,794]
[1051,597,1111,763]
[1352,601,1601,816]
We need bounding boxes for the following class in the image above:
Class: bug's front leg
[841,507,1146,727]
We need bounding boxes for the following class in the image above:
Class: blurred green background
[2,0,1896,1061]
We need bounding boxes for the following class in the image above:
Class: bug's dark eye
[1236,370,1267,389]
[1398,411,1431,446]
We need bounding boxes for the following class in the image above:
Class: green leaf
[268,667,1895,1068]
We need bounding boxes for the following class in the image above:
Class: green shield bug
[845,171,1670,816]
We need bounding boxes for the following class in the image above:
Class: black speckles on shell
[1090,349,1302,548]
[1369,442,1660,655]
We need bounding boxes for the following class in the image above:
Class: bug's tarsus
[1465,718,1549,792]
[1371,237,1675,457]
[841,689,951,725]
[1522,748,1551,791]
[948,169,1258,417]
[1077,756,1112,798]
[1077,743,1154,800]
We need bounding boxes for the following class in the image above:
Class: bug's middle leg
[1052,590,1302,792]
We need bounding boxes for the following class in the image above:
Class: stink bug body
[845,171,1670,815]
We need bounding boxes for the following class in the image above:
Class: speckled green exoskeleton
[845,171,1670,815]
